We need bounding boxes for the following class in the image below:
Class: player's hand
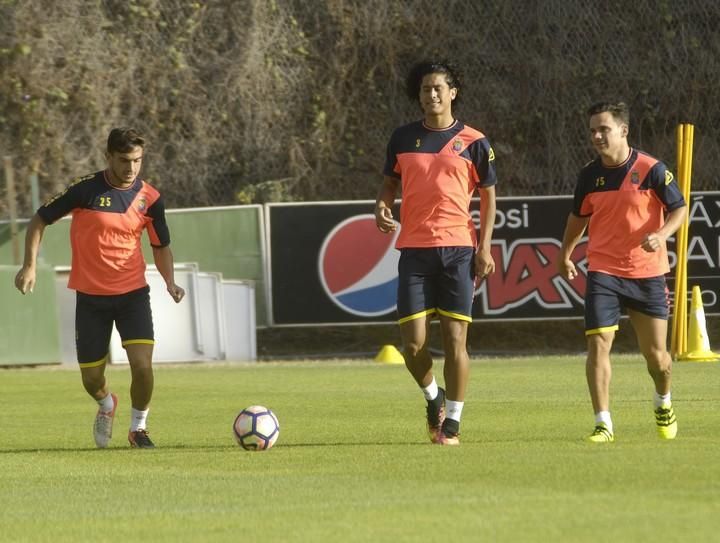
[375,206,397,234]
[641,232,665,253]
[14,266,36,294]
[474,247,495,287]
[557,258,578,280]
[167,284,185,303]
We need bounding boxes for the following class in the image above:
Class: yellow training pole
[674,124,694,358]
[671,125,687,357]
[680,124,694,356]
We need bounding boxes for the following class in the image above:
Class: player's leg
[587,333,615,414]
[628,309,672,394]
[625,275,676,439]
[75,292,118,448]
[401,316,446,442]
[115,286,156,448]
[584,272,621,442]
[438,315,470,444]
[399,315,433,386]
[434,247,475,445]
[126,343,154,412]
[397,249,443,441]
[439,317,470,402]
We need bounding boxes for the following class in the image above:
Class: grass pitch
[1,355,719,542]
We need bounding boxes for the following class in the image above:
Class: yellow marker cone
[679,286,720,362]
[374,345,405,365]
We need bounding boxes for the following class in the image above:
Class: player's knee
[80,372,105,395]
[402,341,424,359]
[129,361,153,377]
[646,349,671,376]
[587,333,613,356]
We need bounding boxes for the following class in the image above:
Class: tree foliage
[1,0,718,217]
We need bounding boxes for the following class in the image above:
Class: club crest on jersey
[631,171,640,184]
[137,197,147,211]
[415,138,421,148]
[665,170,674,185]
[452,139,463,152]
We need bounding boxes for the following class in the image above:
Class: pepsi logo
[318,214,400,317]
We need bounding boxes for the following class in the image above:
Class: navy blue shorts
[397,247,475,324]
[584,271,669,335]
[75,286,154,367]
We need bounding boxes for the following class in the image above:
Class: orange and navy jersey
[572,149,685,278]
[37,170,170,295]
[383,119,496,248]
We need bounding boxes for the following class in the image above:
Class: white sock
[595,411,613,433]
[96,392,115,413]
[422,378,439,401]
[130,408,149,432]
[654,391,672,409]
[446,400,464,422]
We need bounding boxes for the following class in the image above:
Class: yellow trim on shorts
[398,309,437,325]
[122,339,155,347]
[79,354,108,369]
[436,308,473,323]
[585,324,619,336]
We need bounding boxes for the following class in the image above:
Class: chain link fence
[1,0,718,220]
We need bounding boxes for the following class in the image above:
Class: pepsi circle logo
[319,214,400,317]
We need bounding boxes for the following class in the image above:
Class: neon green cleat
[587,423,614,443]
[655,404,678,440]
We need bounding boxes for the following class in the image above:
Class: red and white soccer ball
[233,405,280,451]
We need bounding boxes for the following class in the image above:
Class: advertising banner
[267,193,719,325]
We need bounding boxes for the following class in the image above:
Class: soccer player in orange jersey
[557,102,687,443]
[375,60,497,445]
[15,128,185,449]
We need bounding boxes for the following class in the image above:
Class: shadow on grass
[0,439,482,454]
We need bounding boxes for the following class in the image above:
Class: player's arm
[14,214,48,294]
[375,176,399,233]
[557,213,589,280]
[641,164,688,252]
[152,245,185,303]
[15,178,84,294]
[641,205,687,253]
[145,194,183,303]
[475,185,496,281]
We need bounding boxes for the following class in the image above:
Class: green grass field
[1,355,719,542]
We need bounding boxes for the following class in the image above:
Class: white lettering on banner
[701,290,718,308]
[687,236,716,268]
[668,235,719,271]
[471,203,529,230]
[689,197,714,227]
[689,195,720,227]
[475,238,588,315]
[668,289,718,309]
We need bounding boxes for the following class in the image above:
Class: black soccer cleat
[426,387,446,443]
[128,429,156,449]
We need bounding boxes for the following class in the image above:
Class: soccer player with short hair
[15,127,185,449]
[375,60,497,445]
[557,101,687,443]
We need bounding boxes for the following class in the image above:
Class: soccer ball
[233,405,280,451]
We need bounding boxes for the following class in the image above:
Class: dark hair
[107,127,145,154]
[587,101,630,125]
[405,60,462,107]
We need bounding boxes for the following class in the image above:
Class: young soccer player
[15,127,185,449]
[557,101,687,442]
[375,60,497,445]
